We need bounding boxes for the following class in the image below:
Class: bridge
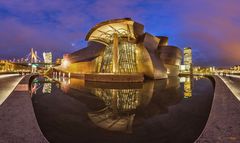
[0,48,59,74]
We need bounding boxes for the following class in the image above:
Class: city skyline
[0,0,240,67]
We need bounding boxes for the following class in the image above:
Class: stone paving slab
[195,76,240,143]
[0,75,48,143]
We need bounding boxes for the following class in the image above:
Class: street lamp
[62,59,69,68]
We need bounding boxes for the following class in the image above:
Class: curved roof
[66,41,105,63]
[85,18,143,45]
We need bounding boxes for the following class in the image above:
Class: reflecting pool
[31,76,214,143]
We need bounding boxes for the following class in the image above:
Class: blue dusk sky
[0,0,240,67]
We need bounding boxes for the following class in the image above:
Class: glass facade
[118,42,137,73]
[94,28,138,74]
[97,42,137,73]
[92,88,141,112]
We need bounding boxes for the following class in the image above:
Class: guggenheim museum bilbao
[57,18,182,82]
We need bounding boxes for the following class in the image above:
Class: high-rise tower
[184,47,192,74]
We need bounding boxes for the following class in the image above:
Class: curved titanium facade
[158,46,182,76]
[56,18,182,82]
[158,46,182,66]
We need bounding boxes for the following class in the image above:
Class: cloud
[0,0,239,66]
[0,18,72,59]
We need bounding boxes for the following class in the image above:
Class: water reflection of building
[52,73,72,93]
[55,18,182,82]
[50,76,182,133]
[179,76,199,98]
[42,83,52,94]
[184,77,192,98]
[60,78,71,93]
[92,89,141,112]
[88,108,135,133]
[86,77,181,133]
[31,82,40,95]
[31,77,53,95]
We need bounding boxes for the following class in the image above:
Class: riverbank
[0,75,48,143]
[195,75,240,143]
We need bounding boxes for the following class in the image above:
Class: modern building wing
[56,18,182,82]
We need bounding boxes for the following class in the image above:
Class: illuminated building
[0,60,15,72]
[180,47,192,74]
[55,58,62,65]
[56,18,182,82]
[230,65,240,73]
[43,52,52,64]
[184,47,192,66]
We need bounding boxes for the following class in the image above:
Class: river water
[31,76,214,143]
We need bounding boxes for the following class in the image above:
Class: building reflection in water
[88,87,141,133]
[42,83,52,94]
[180,76,193,98]
[84,77,181,133]
[44,76,188,133]
[31,77,54,95]
[52,73,71,93]
[32,76,183,133]
[31,78,42,95]
[179,76,205,99]
[60,78,71,93]
[31,82,40,95]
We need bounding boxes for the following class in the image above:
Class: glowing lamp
[62,59,70,68]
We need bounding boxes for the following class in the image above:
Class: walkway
[196,76,240,143]
[0,75,48,143]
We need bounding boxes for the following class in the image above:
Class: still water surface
[31,76,214,143]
